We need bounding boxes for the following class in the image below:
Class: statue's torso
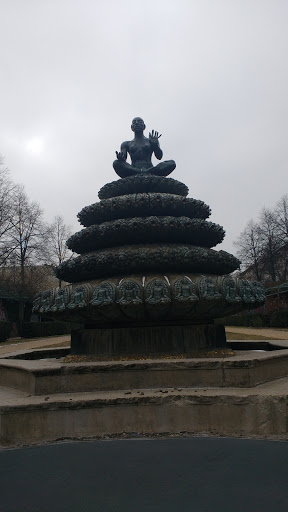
[125,137,153,168]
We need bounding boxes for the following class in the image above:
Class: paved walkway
[225,326,288,340]
[0,327,287,358]
[0,335,70,357]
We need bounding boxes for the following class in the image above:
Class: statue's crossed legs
[113,159,176,178]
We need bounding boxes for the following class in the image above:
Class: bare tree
[7,187,50,326]
[234,195,288,284]
[234,220,264,281]
[0,159,73,328]
[274,195,288,241]
[48,215,72,265]
[258,207,281,283]
[9,187,50,269]
[48,215,72,286]
[273,195,288,281]
[0,155,19,265]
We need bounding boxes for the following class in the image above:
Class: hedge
[216,311,288,328]
[0,322,14,343]
[22,322,82,338]
[269,311,288,328]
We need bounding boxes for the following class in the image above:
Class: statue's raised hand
[149,130,162,146]
[115,151,126,161]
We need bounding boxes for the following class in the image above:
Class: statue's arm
[149,130,163,160]
[153,144,163,160]
[120,142,128,159]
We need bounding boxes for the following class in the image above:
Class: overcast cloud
[1,0,287,255]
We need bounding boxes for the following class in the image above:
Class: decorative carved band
[117,280,142,305]
[33,275,266,323]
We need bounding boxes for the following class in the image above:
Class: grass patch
[225,332,274,341]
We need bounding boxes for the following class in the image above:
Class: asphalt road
[0,437,288,512]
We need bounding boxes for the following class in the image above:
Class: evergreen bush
[269,310,288,328]
[250,315,264,328]
[0,322,13,343]
[216,313,269,328]
[22,322,81,338]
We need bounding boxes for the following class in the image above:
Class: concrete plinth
[1,347,288,395]
[1,342,288,447]
[71,323,226,355]
[1,380,288,446]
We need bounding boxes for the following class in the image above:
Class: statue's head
[131,117,145,133]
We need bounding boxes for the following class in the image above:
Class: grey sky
[1,0,287,255]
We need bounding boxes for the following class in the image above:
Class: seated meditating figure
[113,117,176,178]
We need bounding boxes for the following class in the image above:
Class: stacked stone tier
[67,217,225,253]
[35,175,265,339]
[56,176,240,283]
[38,174,266,336]
[98,175,189,199]
[56,243,239,282]
[77,194,211,226]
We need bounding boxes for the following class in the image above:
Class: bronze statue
[113,117,176,178]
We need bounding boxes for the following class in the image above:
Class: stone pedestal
[71,323,226,356]
[33,171,266,358]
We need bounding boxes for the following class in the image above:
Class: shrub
[216,313,269,328]
[216,314,251,326]
[0,322,13,343]
[269,310,288,328]
[217,310,288,328]
[250,315,264,328]
[22,322,82,338]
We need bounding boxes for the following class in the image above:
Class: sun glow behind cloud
[25,137,44,155]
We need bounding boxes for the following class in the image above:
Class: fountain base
[71,323,226,356]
